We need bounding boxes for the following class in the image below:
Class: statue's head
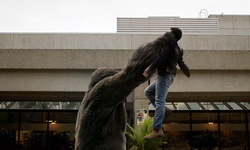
[88,67,119,89]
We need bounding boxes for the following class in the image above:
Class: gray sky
[0,0,249,33]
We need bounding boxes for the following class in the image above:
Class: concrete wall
[210,15,250,35]
[0,34,249,70]
[0,33,249,104]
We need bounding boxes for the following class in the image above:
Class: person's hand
[143,71,148,77]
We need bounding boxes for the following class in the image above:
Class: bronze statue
[75,32,176,150]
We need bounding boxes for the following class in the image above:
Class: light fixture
[51,121,56,124]
[46,120,57,124]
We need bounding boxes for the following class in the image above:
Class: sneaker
[143,129,164,140]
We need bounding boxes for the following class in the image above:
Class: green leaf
[126,117,163,150]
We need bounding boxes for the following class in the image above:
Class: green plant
[125,117,163,150]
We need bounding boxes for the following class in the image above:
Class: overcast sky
[0,0,249,33]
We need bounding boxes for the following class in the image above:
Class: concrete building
[0,15,249,149]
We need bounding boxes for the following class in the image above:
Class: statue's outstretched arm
[89,42,162,108]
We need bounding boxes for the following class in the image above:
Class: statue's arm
[86,33,177,108]
[88,46,161,108]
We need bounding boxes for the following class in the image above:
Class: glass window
[220,112,246,124]
[240,102,249,109]
[192,112,218,131]
[163,112,191,149]
[20,112,48,150]
[245,102,250,109]
[201,102,215,110]
[191,112,219,149]
[0,111,19,149]
[192,112,217,124]
[248,112,250,129]
[166,102,175,110]
[214,102,229,110]
[188,102,201,110]
[227,102,242,110]
[248,112,250,148]
[165,112,190,124]
[0,101,81,110]
[49,112,77,124]
[176,102,189,110]
[163,131,191,149]
[48,112,77,149]
[220,112,247,149]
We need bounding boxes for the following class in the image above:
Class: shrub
[126,117,163,150]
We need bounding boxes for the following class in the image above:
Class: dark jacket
[146,38,190,77]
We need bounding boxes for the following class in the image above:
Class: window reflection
[200,102,215,110]
[0,112,19,149]
[188,102,201,110]
[243,103,250,109]
[0,110,249,150]
[20,112,48,150]
[176,102,188,110]
[48,112,77,149]
[220,112,247,149]
[163,113,190,149]
[227,102,242,110]
[192,112,218,124]
[220,112,246,123]
[166,102,175,110]
[215,102,230,110]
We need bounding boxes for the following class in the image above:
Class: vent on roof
[117,17,218,34]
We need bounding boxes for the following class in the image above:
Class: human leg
[143,74,174,140]
[153,74,174,129]
[144,80,156,107]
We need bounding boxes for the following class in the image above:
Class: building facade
[0,15,250,149]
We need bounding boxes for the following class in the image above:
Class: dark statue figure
[75,32,177,150]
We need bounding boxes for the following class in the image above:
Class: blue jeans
[144,74,174,129]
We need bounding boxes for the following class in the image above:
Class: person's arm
[143,46,171,77]
[178,48,190,77]
[143,62,156,77]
